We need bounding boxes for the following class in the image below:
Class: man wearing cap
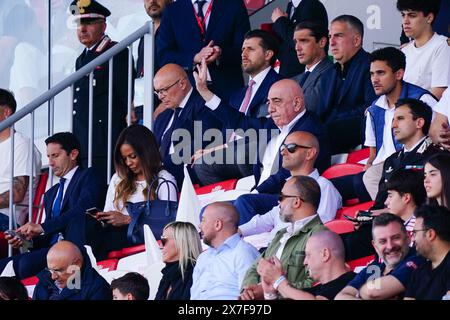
[70,0,135,180]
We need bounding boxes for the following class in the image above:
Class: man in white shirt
[397,0,450,100]
[0,88,41,230]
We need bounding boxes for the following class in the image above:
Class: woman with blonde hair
[155,221,202,300]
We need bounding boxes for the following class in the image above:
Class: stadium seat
[107,244,146,260]
[194,179,238,195]
[337,201,375,220]
[346,255,375,272]
[325,219,355,234]
[21,276,39,286]
[97,259,119,272]
[245,0,266,15]
[322,163,365,180]
[346,148,370,164]
[31,171,49,223]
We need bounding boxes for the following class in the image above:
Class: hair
[332,15,364,38]
[113,125,163,209]
[386,169,427,207]
[395,98,433,135]
[372,213,407,236]
[290,175,321,210]
[244,29,279,65]
[45,132,82,165]
[0,88,17,114]
[415,205,450,242]
[396,0,441,23]
[295,21,329,43]
[424,153,450,208]
[163,221,202,281]
[0,277,29,300]
[110,272,150,300]
[369,47,406,72]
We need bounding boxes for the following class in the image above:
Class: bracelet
[272,275,286,290]
[263,292,278,300]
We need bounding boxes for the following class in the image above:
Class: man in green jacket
[240,175,327,300]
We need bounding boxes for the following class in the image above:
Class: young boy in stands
[111,272,150,300]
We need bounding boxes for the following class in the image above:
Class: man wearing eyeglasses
[70,0,135,181]
[33,241,111,300]
[153,63,221,187]
[240,175,326,300]
[237,131,341,245]
[336,213,425,300]
[404,205,450,300]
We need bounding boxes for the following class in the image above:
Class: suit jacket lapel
[60,167,82,211]
[302,58,331,91]
[205,0,222,40]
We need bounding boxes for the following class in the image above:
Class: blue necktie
[299,71,311,87]
[50,178,66,245]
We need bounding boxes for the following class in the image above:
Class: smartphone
[343,215,359,222]
[4,229,27,242]
[86,207,101,218]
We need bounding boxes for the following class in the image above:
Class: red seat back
[194,179,238,195]
[346,255,375,272]
[346,148,370,164]
[322,163,364,180]
[31,171,49,223]
[325,219,355,234]
[107,244,146,260]
[97,259,119,271]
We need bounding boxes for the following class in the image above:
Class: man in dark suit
[192,29,284,186]
[70,0,135,182]
[271,0,328,77]
[319,15,377,154]
[156,0,250,100]
[0,132,106,279]
[291,21,333,116]
[194,60,330,188]
[153,63,222,187]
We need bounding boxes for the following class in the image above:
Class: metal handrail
[0,22,153,132]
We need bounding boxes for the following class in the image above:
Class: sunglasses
[280,143,312,153]
[278,193,305,202]
[160,236,173,246]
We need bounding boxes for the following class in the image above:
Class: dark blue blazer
[318,49,376,124]
[156,0,250,99]
[209,103,330,185]
[37,167,106,248]
[153,90,222,186]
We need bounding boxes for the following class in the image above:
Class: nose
[51,272,58,281]
[125,157,133,167]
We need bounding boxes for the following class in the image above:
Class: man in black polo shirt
[405,205,450,300]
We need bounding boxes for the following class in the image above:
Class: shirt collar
[291,0,302,8]
[279,109,306,132]
[250,66,271,86]
[212,233,241,253]
[285,214,317,236]
[178,88,193,110]
[306,59,321,73]
[404,136,426,152]
[61,165,78,183]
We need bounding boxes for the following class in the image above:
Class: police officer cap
[69,0,111,23]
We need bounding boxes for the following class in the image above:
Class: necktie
[286,1,294,19]
[160,108,181,157]
[299,71,310,87]
[50,178,66,245]
[196,0,207,24]
[239,80,256,114]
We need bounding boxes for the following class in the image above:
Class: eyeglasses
[280,143,312,154]
[278,193,305,203]
[154,78,183,96]
[45,267,68,276]
[411,229,428,236]
[160,236,173,246]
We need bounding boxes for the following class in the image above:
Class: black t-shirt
[303,271,356,300]
[405,250,450,300]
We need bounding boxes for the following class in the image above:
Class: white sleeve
[420,93,438,109]
[12,138,33,178]
[156,170,178,202]
[103,174,119,212]
[239,206,278,237]
[431,42,450,88]
[364,112,376,147]
[317,178,342,223]
[433,88,450,118]
[204,94,221,110]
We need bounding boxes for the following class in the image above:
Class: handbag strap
[147,176,178,202]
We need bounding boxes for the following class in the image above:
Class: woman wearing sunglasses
[155,221,202,300]
[424,153,450,209]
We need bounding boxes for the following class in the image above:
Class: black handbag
[126,177,178,244]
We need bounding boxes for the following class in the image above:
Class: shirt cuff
[205,94,221,110]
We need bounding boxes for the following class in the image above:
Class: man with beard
[404,205,450,300]
[336,213,425,300]
[190,202,259,300]
[240,175,326,300]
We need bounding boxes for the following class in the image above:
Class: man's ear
[70,149,80,161]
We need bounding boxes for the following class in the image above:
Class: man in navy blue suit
[156,0,250,100]
[0,132,106,279]
[153,63,222,187]
[318,15,376,154]
[192,29,284,186]
[194,60,331,189]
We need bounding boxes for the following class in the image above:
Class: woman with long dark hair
[424,153,450,209]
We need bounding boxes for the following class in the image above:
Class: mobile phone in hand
[4,229,27,242]
[86,207,101,218]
